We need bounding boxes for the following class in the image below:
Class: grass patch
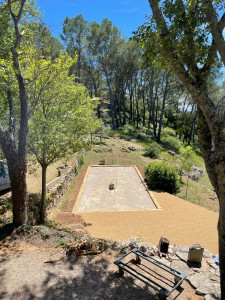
[176,177,218,212]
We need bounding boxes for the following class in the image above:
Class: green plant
[56,239,69,249]
[145,161,179,193]
[160,136,182,152]
[77,153,84,166]
[144,142,162,158]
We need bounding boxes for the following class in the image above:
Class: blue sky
[35,0,151,39]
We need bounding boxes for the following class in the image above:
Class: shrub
[160,136,182,152]
[145,162,179,193]
[77,153,84,166]
[161,127,176,137]
[144,142,162,158]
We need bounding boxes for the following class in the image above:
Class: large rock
[171,260,194,277]
[175,251,188,262]
[187,273,216,295]
[204,295,219,300]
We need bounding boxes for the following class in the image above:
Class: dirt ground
[0,226,203,300]
[50,166,219,255]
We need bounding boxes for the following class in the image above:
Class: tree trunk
[40,163,47,224]
[142,90,146,127]
[188,110,197,145]
[0,0,29,226]
[157,72,170,141]
[8,157,28,225]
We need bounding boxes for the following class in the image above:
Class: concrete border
[134,165,162,210]
[72,166,91,213]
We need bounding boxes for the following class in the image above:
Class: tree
[27,53,99,223]
[0,0,40,225]
[138,0,225,296]
[87,19,124,129]
[61,14,88,82]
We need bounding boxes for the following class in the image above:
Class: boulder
[187,273,216,295]
[168,150,176,156]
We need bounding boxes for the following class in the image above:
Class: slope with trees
[135,0,225,296]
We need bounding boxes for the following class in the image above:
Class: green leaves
[27,52,100,167]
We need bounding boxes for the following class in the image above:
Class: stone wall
[45,151,85,215]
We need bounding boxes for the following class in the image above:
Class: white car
[0,161,11,191]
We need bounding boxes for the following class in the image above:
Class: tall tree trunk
[40,162,47,224]
[0,0,29,226]
[157,71,170,141]
[122,90,126,126]
[8,156,28,225]
[188,110,197,145]
[142,90,146,127]
[129,90,133,123]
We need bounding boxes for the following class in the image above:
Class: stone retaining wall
[46,151,85,215]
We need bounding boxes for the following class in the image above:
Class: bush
[77,153,84,166]
[144,142,162,158]
[161,127,176,137]
[145,162,179,193]
[160,136,182,152]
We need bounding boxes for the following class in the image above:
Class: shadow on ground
[2,252,160,300]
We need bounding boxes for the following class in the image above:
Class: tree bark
[157,71,170,142]
[40,162,47,224]
[0,0,29,226]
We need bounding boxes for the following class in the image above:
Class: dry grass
[26,156,77,193]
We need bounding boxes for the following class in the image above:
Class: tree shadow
[6,253,159,300]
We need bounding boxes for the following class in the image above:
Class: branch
[202,0,225,66]
[7,89,16,136]
[196,107,217,190]
[148,0,217,135]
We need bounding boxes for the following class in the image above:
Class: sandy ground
[51,166,218,255]
[80,192,218,254]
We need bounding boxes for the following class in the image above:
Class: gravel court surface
[79,192,218,254]
[75,166,157,213]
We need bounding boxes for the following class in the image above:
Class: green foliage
[160,135,182,152]
[144,142,162,158]
[77,153,84,166]
[176,146,195,181]
[56,239,69,249]
[27,52,100,167]
[145,162,179,193]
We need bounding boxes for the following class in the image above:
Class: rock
[187,273,216,295]
[0,205,6,215]
[130,139,138,142]
[171,260,194,276]
[177,245,189,253]
[168,150,175,156]
[204,295,219,300]
[168,248,174,255]
[203,249,211,258]
[139,244,147,253]
[128,144,136,151]
[209,263,219,270]
[175,251,188,262]
[208,268,220,277]
[213,283,221,298]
